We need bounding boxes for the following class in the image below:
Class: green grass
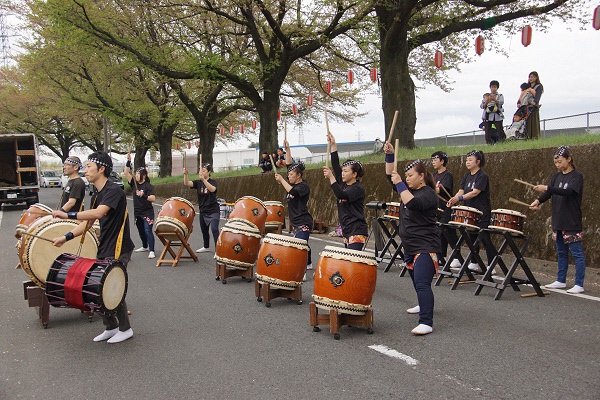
[149,132,599,184]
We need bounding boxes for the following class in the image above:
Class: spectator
[373,138,383,153]
[259,151,273,173]
[480,80,505,144]
[521,71,544,140]
[274,148,286,168]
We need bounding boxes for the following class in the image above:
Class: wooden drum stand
[309,302,374,340]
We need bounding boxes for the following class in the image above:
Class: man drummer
[51,151,135,344]
[59,156,86,213]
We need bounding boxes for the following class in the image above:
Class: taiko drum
[489,209,526,236]
[449,206,482,231]
[384,202,401,219]
[155,197,195,240]
[215,219,262,270]
[264,201,285,227]
[228,196,267,234]
[255,233,308,290]
[312,246,378,315]
[15,203,53,239]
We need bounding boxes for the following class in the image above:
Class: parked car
[40,170,62,188]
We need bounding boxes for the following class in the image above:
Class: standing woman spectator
[529,146,586,293]
[323,131,368,251]
[125,153,156,259]
[184,163,220,254]
[274,140,313,275]
[521,71,544,140]
[480,80,505,144]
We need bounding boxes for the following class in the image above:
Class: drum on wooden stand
[264,201,285,229]
[46,253,127,313]
[490,209,526,236]
[312,246,378,315]
[19,216,99,288]
[228,196,267,234]
[215,218,262,270]
[448,206,482,231]
[155,197,195,240]
[384,202,401,220]
[15,203,53,239]
[255,233,309,290]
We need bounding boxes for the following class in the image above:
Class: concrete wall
[154,143,599,266]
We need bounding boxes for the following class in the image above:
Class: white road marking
[531,285,600,301]
[368,344,419,366]
[0,210,3,230]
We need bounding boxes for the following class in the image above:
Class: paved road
[1,188,599,399]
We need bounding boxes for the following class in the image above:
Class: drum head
[263,233,309,250]
[488,225,524,236]
[236,196,266,209]
[452,205,483,215]
[320,245,378,266]
[492,208,526,218]
[387,202,401,207]
[102,265,127,311]
[264,201,284,207]
[165,197,194,209]
[448,221,480,231]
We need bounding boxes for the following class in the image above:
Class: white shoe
[566,285,584,294]
[148,251,155,259]
[303,273,307,282]
[468,263,480,272]
[544,281,567,289]
[134,247,149,252]
[107,328,133,344]
[93,328,119,342]
[406,305,420,314]
[196,247,210,253]
[411,324,433,335]
[450,259,462,268]
[306,263,313,270]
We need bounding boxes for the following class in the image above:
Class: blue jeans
[407,253,435,327]
[293,229,312,266]
[556,232,586,287]
[199,212,220,248]
[135,216,155,252]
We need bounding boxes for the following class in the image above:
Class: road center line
[368,344,419,366]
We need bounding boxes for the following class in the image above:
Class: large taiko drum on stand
[264,201,285,229]
[490,209,526,236]
[384,202,401,219]
[255,233,309,290]
[312,246,378,315]
[155,197,195,240]
[448,206,482,231]
[215,219,262,270]
[46,253,127,313]
[15,203,53,239]
[19,216,99,288]
[228,196,267,234]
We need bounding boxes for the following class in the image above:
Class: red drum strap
[64,258,95,310]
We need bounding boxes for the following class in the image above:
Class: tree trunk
[157,124,176,177]
[197,112,217,168]
[133,145,148,170]
[257,94,280,154]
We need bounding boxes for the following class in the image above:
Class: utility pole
[0,10,11,68]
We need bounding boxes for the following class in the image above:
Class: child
[519,82,536,108]
[478,93,491,130]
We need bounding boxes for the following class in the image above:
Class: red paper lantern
[292,104,298,115]
[194,140,199,148]
[434,51,443,68]
[252,120,257,130]
[277,109,281,121]
[307,94,313,106]
[240,124,244,134]
[324,81,332,94]
[347,70,354,84]
[475,35,485,56]
[521,25,532,47]
[230,126,234,134]
[219,127,224,136]
[593,6,600,30]
[370,68,377,83]
[176,143,180,150]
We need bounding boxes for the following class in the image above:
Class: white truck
[0,133,41,207]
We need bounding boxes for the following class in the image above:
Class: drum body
[385,202,401,219]
[255,233,309,290]
[264,201,285,228]
[215,219,262,270]
[449,206,482,231]
[46,253,127,313]
[312,246,378,315]
[490,209,526,235]
[228,196,267,234]
[155,197,195,240]
[16,203,53,239]
[19,216,99,288]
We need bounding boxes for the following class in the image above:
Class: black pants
[100,251,132,331]
[484,120,505,144]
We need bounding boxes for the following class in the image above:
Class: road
[1,188,599,399]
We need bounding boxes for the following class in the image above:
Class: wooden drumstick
[128,138,135,154]
[199,153,202,175]
[509,197,531,207]
[387,110,399,144]
[437,193,448,203]
[20,231,55,243]
[183,151,187,171]
[284,120,287,142]
[514,178,536,188]
[393,139,399,172]
[324,110,330,169]
[439,184,452,199]
[269,154,277,174]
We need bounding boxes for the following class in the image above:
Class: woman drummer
[125,154,156,259]
[183,163,219,253]
[322,131,368,251]
[274,139,313,273]
[529,146,586,293]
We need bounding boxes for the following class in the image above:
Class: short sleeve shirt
[60,177,86,212]
[129,178,155,218]
[92,181,134,259]
[192,178,220,216]
[286,181,313,229]
[460,169,491,228]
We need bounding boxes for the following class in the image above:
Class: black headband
[404,159,422,172]
[554,145,570,159]
[87,157,110,168]
[288,161,304,173]
[136,167,146,173]
[342,160,363,169]
[65,157,82,168]
[466,150,481,158]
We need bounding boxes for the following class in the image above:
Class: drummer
[274,139,313,276]
[323,131,368,251]
[431,151,459,267]
[447,150,495,272]
[183,163,220,253]
[125,153,156,259]
[51,151,135,344]
[58,156,85,213]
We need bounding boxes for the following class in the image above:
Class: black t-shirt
[92,180,134,259]
[192,178,220,216]
[399,186,441,255]
[434,169,454,221]
[460,169,491,228]
[60,177,86,212]
[330,151,368,237]
[286,180,313,229]
[538,169,583,231]
[128,178,155,218]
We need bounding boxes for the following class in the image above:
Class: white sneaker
[468,263,480,272]
[196,247,210,253]
[93,328,119,342]
[134,247,149,252]
[411,324,433,335]
[566,285,584,294]
[450,259,462,268]
[544,281,567,289]
[306,263,313,270]
[107,328,133,344]
[148,251,155,259]
[406,305,420,314]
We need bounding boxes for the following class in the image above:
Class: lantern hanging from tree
[324,81,332,94]
[176,143,180,150]
[252,120,257,130]
[277,109,281,120]
[307,94,313,106]
[219,127,224,136]
[434,51,443,68]
[593,6,600,30]
[347,70,354,84]
[475,35,485,56]
[240,124,244,134]
[370,68,377,83]
[292,104,298,115]
[194,140,199,148]
[521,25,532,47]
[230,126,234,135]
